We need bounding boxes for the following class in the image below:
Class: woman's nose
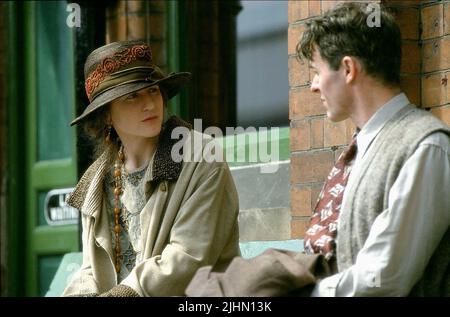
[142,91,155,111]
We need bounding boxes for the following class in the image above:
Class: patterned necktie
[303,134,358,262]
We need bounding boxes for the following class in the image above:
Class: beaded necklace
[113,144,125,273]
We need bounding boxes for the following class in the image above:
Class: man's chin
[326,111,347,123]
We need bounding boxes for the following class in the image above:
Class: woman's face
[109,85,164,140]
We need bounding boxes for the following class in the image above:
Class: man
[297,2,450,296]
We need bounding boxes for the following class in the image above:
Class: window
[236,1,288,128]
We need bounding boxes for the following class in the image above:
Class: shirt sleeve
[311,132,450,296]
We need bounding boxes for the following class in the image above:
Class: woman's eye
[125,93,138,100]
[149,87,159,94]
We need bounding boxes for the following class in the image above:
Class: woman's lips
[142,116,157,122]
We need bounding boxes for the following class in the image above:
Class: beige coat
[62,117,240,296]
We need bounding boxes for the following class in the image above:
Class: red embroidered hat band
[70,40,192,126]
[84,44,153,101]
[87,64,166,102]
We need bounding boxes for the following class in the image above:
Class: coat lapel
[65,116,193,265]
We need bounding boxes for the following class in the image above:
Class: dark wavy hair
[297,2,401,86]
[81,86,169,161]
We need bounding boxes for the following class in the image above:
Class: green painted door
[23,1,79,296]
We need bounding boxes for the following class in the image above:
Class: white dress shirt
[311,93,450,296]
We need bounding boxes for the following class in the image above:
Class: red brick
[311,183,323,210]
[107,14,128,42]
[401,42,421,74]
[395,7,420,40]
[309,0,321,17]
[288,24,305,56]
[421,3,444,40]
[400,75,421,106]
[288,0,308,23]
[113,0,126,17]
[114,15,128,41]
[422,73,448,108]
[291,219,309,239]
[431,105,450,126]
[291,186,312,217]
[290,119,311,151]
[324,118,348,147]
[423,37,450,73]
[311,117,324,149]
[289,87,326,120]
[128,15,146,40]
[321,0,340,13]
[445,3,450,36]
[291,150,334,183]
[289,56,310,87]
[127,0,145,13]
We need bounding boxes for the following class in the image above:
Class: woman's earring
[105,125,112,144]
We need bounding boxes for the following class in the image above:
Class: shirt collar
[356,93,410,160]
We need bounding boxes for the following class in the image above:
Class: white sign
[44,188,79,226]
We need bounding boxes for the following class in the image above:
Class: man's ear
[341,56,359,84]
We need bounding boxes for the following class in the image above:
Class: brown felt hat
[70,40,191,126]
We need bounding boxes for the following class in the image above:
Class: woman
[63,40,240,297]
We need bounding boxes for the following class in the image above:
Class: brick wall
[422,1,450,124]
[106,0,167,71]
[288,0,450,239]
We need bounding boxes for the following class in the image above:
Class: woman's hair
[81,104,117,161]
[81,85,169,161]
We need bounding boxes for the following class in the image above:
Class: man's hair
[297,2,402,86]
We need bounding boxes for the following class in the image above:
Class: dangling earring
[113,143,125,274]
[105,125,112,144]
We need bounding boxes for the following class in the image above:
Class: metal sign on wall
[44,188,79,226]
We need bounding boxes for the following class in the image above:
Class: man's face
[309,49,351,122]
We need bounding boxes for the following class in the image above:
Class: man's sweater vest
[336,105,450,296]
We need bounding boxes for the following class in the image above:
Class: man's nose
[310,74,320,93]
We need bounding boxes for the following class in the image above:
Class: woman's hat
[70,40,191,126]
